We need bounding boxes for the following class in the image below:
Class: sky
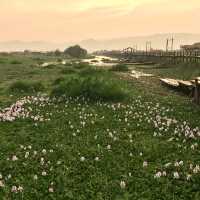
[0,0,200,42]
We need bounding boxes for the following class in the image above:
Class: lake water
[83,56,118,67]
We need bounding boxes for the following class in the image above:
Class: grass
[60,67,77,74]
[0,54,200,199]
[51,72,127,102]
[10,60,22,65]
[9,80,45,93]
[110,64,129,72]
[135,62,200,80]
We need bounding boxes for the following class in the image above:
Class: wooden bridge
[101,47,200,64]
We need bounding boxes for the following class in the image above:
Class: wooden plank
[178,80,193,87]
[160,78,179,87]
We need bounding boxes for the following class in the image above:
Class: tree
[64,45,87,58]
[55,49,62,56]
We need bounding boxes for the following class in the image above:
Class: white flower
[80,157,85,162]
[120,181,126,189]
[49,187,54,193]
[143,161,148,167]
[193,165,200,174]
[107,145,111,150]
[57,161,61,165]
[42,149,47,154]
[11,186,18,193]
[95,157,99,161]
[12,155,18,161]
[186,174,192,181]
[70,125,74,129]
[109,132,113,138]
[162,171,167,176]
[7,174,12,179]
[18,186,23,192]
[25,152,29,158]
[179,161,184,166]
[173,172,180,179]
[0,174,2,179]
[42,171,47,176]
[189,164,193,170]
[33,175,38,180]
[165,162,171,168]
[154,172,162,179]
[174,162,179,167]
[40,157,45,165]
[0,180,4,187]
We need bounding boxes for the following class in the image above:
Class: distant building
[181,42,200,51]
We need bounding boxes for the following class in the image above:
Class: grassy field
[133,62,200,80]
[0,54,200,199]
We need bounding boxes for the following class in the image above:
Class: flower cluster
[0,95,51,122]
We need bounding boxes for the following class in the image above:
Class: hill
[1,33,200,52]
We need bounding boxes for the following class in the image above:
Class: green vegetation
[60,67,77,74]
[0,54,200,199]
[54,49,62,57]
[136,62,200,80]
[9,80,45,93]
[64,45,87,58]
[51,74,127,102]
[111,64,129,72]
[10,60,22,65]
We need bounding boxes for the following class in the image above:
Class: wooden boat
[178,80,193,87]
[160,78,179,88]
[178,80,194,95]
[191,77,200,84]
[160,78,194,95]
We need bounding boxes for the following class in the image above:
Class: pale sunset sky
[1,0,200,42]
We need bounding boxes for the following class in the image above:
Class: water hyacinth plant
[0,54,200,199]
[51,74,128,102]
[9,81,45,94]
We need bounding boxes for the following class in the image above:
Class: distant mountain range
[1,33,200,52]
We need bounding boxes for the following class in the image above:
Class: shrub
[110,64,129,72]
[51,75,127,102]
[64,45,87,58]
[32,57,44,62]
[9,81,45,93]
[55,49,62,57]
[0,59,6,64]
[64,62,73,67]
[61,67,77,74]
[53,77,66,85]
[78,67,104,76]
[10,60,22,65]
[73,62,89,69]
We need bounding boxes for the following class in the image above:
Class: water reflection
[83,56,118,67]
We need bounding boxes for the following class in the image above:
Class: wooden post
[194,78,200,104]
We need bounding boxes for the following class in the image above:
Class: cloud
[0,0,155,13]
[0,0,200,41]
